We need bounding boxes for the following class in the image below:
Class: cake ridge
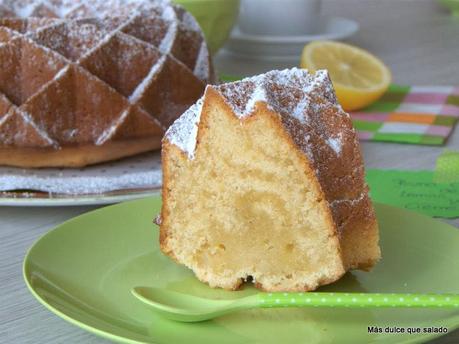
[95,108,130,145]
[0,107,56,146]
[326,133,343,155]
[157,11,177,53]
[166,68,343,160]
[18,108,56,145]
[165,96,203,159]
[129,54,167,103]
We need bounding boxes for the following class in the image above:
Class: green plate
[24,197,459,343]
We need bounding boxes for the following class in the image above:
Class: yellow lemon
[301,41,391,111]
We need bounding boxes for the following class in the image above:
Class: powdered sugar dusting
[216,68,330,121]
[326,133,342,155]
[18,110,56,146]
[179,11,200,32]
[0,0,212,151]
[129,55,167,102]
[11,1,38,17]
[96,109,129,145]
[330,191,366,206]
[165,96,203,159]
[160,4,176,22]
[158,16,177,54]
[166,68,343,159]
[241,81,267,116]
[52,64,70,80]
[0,151,162,195]
[193,41,209,82]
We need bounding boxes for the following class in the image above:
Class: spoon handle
[257,292,459,308]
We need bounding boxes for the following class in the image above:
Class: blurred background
[177,0,459,84]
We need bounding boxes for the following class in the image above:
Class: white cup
[239,0,322,36]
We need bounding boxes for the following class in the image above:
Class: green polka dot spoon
[132,287,459,323]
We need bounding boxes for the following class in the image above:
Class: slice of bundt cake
[159,68,380,292]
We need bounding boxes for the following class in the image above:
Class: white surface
[1,1,459,343]
[224,16,359,59]
[0,152,162,206]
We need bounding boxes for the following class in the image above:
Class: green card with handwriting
[366,170,459,218]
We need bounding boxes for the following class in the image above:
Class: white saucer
[223,16,359,60]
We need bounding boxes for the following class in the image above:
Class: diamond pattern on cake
[0,34,67,105]
[0,94,13,117]
[121,15,169,51]
[0,0,214,150]
[98,105,164,144]
[133,55,207,127]
[79,31,164,98]
[0,108,55,147]
[30,20,107,61]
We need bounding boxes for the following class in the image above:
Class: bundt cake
[0,0,214,167]
[158,68,381,292]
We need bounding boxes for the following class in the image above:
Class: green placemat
[366,169,459,218]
